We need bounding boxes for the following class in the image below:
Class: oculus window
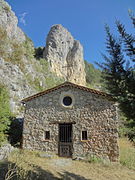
[63,96,72,106]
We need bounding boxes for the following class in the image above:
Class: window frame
[81,130,88,141]
[59,91,75,108]
[63,96,72,106]
[44,131,50,141]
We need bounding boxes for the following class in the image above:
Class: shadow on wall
[0,161,91,180]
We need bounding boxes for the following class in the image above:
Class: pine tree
[98,16,135,126]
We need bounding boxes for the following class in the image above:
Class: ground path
[27,155,135,180]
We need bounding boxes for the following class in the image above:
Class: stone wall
[22,86,119,161]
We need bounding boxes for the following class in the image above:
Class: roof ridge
[21,81,112,103]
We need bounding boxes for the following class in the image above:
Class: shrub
[29,58,64,91]
[23,35,35,60]
[39,58,50,73]
[118,112,135,143]
[0,26,35,71]
[10,41,25,62]
[0,84,12,146]
[0,26,10,61]
[85,60,102,88]
[34,47,44,59]
[88,154,104,163]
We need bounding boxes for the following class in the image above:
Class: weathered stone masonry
[22,82,119,162]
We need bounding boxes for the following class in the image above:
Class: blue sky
[6,0,135,65]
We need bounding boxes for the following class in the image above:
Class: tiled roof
[21,81,113,102]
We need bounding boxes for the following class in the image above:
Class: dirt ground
[1,138,135,180]
[24,155,135,180]
[0,152,135,180]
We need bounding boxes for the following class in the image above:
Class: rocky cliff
[0,0,87,115]
[0,0,25,43]
[43,24,86,85]
[0,0,60,115]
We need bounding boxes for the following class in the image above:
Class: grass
[119,138,135,170]
[0,138,135,180]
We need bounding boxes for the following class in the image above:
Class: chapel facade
[22,82,119,161]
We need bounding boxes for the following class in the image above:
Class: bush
[118,112,135,143]
[0,26,10,61]
[87,154,105,164]
[10,41,25,62]
[34,47,44,59]
[0,84,12,146]
[85,60,101,84]
[27,58,64,91]
[23,35,35,60]
[0,25,35,70]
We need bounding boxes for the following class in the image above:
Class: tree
[34,47,44,59]
[97,15,135,140]
[0,84,12,146]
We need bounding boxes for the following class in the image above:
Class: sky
[6,0,135,65]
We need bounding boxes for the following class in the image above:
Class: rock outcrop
[0,0,86,115]
[0,0,36,115]
[0,143,14,161]
[0,0,25,43]
[43,24,86,86]
[0,58,35,113]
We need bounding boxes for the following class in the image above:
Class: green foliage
[119,138,135,170]
[118,113,132,141]
[85,60,102,89]
[88,155,104,163]
[97,15,135,141]
[10,41,25,62]
[10,36,35,65]
[39,58,64,89]
[118,113,135,143]
[38,58,50,73]
[0,26,10,61]
[23,35,35,60]
[0,26,35,69]
[34,47,44,59]
[0,84,12,146]
[25,58,64,92]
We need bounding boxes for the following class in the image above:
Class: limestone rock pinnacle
[43,24,86,86]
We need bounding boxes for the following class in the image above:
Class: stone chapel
[22,81,119,162]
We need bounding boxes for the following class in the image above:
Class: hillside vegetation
[0,138,135,180]
[0,84,12,146]
[0,25,64,92]
[85,60,102,89]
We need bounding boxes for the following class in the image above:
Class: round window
[63,96,72,106]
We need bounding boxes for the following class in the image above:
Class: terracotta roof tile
[21,81,113,102]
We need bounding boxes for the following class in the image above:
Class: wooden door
[58,123,72,157]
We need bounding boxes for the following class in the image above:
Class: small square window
[82,131,87,140]
[44,131,50,140]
